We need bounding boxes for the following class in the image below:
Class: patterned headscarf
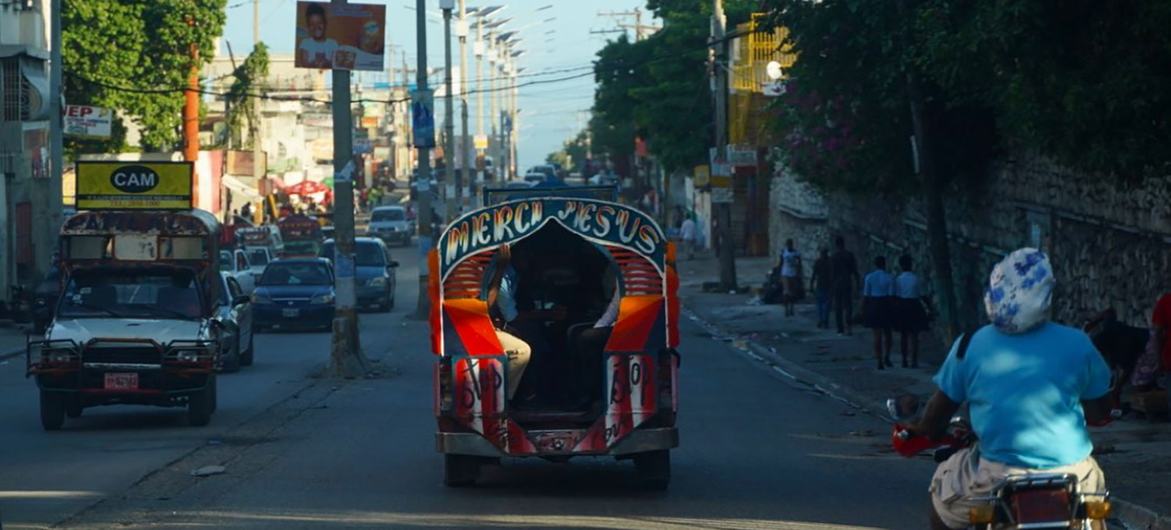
[984,248,1054,334]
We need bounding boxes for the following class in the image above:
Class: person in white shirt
[862,255,896,369]
[679,216,697,260]
[780,239,802,317]
[569,273,621,410]
[894,254,930,368]
[298,4,339,69]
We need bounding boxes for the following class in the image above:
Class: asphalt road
[2,248,939,529]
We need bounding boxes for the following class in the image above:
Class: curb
[684,301,1171,530]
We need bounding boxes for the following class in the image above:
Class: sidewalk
[0,319,30,361]
[678,255,1171,530]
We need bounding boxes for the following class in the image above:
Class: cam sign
[64,105,113,138]
[75,161,194,211]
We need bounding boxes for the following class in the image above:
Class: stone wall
[769,163,831,284]
[795,155,1171,332]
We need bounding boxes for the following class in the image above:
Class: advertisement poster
[75,161,193,211]
[64,105,114,138]
[23,125,49,179]
[294,1,386,71]
[412,89,435,148]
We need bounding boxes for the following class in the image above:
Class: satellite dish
[766,61,784,80]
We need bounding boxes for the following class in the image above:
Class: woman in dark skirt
[894,255,930,368]
[862,255,895,369]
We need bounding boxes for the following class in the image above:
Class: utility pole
[414,0,435,319]
[441,0,455,221]
[711,0,737,290]
[184,16,200,209]
[489,39,499,179]
[475,17,484,146]
[49,0,62,262]
[596,9,661,42]
[330,0,368,378]
[457,0,469,211]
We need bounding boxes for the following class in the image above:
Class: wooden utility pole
[184,17,200,209]
[252,0,264,189]
[896,0,959,338]
[596,9,661,41]
[711,0,737,290]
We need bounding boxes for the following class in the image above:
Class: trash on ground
[190,465,226,477]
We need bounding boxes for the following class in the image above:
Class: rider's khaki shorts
[929,447,1105,529]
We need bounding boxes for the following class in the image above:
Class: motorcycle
[886,395,1112,530]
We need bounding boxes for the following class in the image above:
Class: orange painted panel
[444,298,504,356]
[606,295,663,352]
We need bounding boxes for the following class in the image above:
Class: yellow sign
[76,161,193,211]
[474,134,489,150]
[693,165,710,187]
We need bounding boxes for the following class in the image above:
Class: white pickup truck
[218,248,256,294]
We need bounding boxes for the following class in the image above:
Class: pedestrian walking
[810,247,832,328]
[1131,292,1171,392]
[894,254,930,368]
[863,255,896,369]
[780,239,802,317]
[680,215,697,260]
[830,236,860,335]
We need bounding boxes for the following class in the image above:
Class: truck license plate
[282,308,300,318]
[104,373,139,390]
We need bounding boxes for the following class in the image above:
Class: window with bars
[0,58,31,122]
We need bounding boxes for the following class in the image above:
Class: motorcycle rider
[906,248,1114,530]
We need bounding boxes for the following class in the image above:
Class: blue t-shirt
[934,322,1111,468]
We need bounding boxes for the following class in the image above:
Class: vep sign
[110,165,160,193]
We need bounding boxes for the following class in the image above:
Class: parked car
[367,206,412,247]
[213,272,255,372]
[252,258,336,332]
[30,268,61,334]
[320,238,398,312]
[244,246,275,280]
[219,249,257,294]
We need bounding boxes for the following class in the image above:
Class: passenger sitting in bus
[568,276,621,410]
[483,244,537,404]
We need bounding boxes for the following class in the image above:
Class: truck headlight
[311,293,335,305]
[367,277,387,288]
[42,349,76,364]
[171,346,213,363]
[252,291,272,304]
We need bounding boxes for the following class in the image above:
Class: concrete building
[0,0,57,311]
[203,52,413,213]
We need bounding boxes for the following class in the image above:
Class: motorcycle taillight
[1009,488,1073,524]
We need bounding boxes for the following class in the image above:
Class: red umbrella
[285,180,329,196]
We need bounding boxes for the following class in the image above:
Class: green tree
[590,1,755,173]
[764,0,1004,335]
[546,130,590,173]
[63,0,227,154]
[225,42,270,149]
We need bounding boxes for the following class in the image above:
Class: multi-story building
[0,0,57,311]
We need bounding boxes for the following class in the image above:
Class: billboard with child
[294,1,386,71]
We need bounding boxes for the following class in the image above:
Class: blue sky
[220,0,653,169]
